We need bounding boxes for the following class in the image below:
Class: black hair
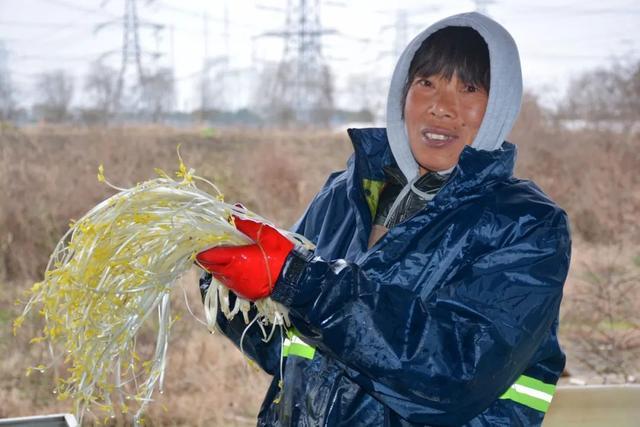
[402,26,490,113]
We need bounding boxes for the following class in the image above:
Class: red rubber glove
[196,215,294,300]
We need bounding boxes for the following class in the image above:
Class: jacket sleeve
[270,218,571,425]
[196,172,345,375]
[199,272,280,376]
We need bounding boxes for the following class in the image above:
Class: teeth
[425,132,450,140]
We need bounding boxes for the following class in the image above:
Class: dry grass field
[1,109,638,424]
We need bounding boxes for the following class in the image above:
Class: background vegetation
[1,60,639,425]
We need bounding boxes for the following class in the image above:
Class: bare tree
[559,60,640,131]
[252,61,294,126]
[314,64,335,127]
[141,67,175,122]
[199,56,229,117]
[0,73,14,122]
[253,61,334,128]
[33,70,75,123]
[345,73,387,123]
[619,62,640,125]
[556,60,640,380]
[83,61,118,124]
[0,41,15,121]
[562,251,640,382]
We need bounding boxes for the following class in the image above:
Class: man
[198,12,571,426]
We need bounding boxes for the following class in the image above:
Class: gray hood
[386,12,523,181]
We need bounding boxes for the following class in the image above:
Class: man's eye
[417,79,432,87]
[465,85,479,93]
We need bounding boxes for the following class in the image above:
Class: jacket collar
[346,127,516,196]
[346,127,395,182]
[445,141,517,197]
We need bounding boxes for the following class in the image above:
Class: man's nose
[428,89,457,119]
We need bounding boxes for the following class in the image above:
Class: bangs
[402,26,490,113]
[412,36,490,90]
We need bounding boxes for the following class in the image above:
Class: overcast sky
[1,0,638,112]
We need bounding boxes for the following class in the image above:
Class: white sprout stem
[16,168,313,423]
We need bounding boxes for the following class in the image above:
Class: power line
[148,0,255,30]
[507,3,640,15]
[6,0,117,46]
[94,17,166,34]
[8,49,120,62]
[0,20,101,28]
[11,23,116,47]
[527,52,625,61]
[37,0,118,18]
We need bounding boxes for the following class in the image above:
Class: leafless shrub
[561,249,640,382]
[33,70,75,123]
[252,61,335,128]
[83,61,118,124]
[512,92,640,243]
[0,42,16,121]
[558,60,640,128]
[141,67,176,123]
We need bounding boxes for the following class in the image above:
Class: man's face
[404,72,489,174]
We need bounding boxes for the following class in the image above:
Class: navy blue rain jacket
[212,127,571,426]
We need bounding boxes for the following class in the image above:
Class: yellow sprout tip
[97,164,105,183]
[12,316,25,336]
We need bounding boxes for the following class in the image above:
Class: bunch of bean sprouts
[14,154,303,424]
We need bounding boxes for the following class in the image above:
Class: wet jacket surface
[212,127,572,426]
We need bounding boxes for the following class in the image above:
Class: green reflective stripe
[285,342,316,359]
[282,330,316,360]
[515,375,556,395]
[362,179,385,219]
[500,386,551,413]
[499,375,556,413]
